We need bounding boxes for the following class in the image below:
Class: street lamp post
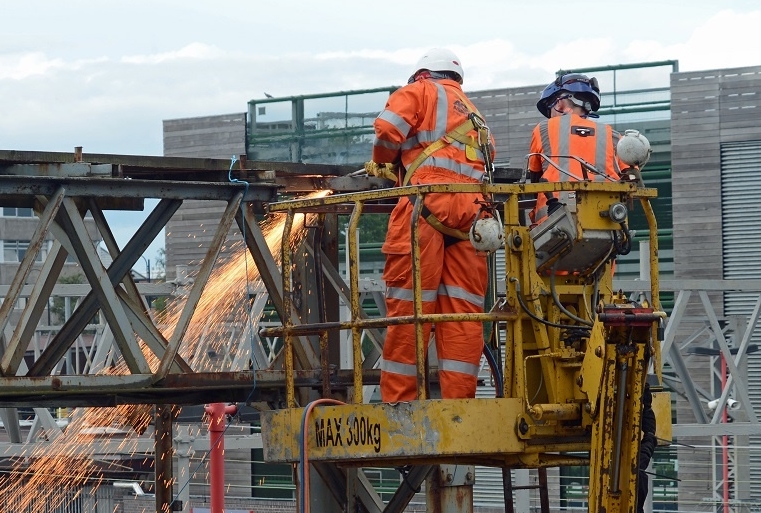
[139,255,150,283]
[138,255,152,311]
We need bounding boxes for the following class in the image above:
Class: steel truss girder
[0,194,67,376]
[59,195,152,374]
[0,175,276,204]
[0,152,420,513]
[154,192,243,380]
[0,369,377,408]
[614,279,761,437]
[26,197,182,376]
[0,153,314,410]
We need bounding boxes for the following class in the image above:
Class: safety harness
[401,116,485,186]
[408,195,470,244]
[401,91,491,187]
[366,88,494,244]
[402,92,493,243]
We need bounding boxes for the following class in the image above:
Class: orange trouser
[380,196,487,402]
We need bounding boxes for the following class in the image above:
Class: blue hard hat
[536,73,601,118]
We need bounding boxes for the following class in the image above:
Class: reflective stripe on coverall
[372,78,493,402]
[528,113,624,224]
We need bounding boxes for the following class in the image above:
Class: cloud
[1,6,760,158]
[121,42,226,64]
[620,9,761,72]
[0,52,65,80]
[671,9,761,71]
[0,52,111,81]
[0,45,412,149]
[1,2,760,256]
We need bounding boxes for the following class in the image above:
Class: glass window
[3,242,17,263]
[2,207,34,217]
[2,241,42,263]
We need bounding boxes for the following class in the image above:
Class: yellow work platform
[260,398,592,468]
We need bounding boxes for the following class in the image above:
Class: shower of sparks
[1,191,330,510]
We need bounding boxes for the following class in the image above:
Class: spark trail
[0,191,330,510]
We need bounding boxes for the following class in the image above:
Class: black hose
[550,259,594,327]
[482,343,504,397]
[615,221,632,255]
[510,277,592,332]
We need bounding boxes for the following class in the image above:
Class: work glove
[641,407,656,435]
[546,197,562,215]
[364,161,398,182]
[641,384,656,435]
[642,383,653,409]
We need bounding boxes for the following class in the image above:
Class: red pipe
[721,356,729,513]
[205,403,238,513]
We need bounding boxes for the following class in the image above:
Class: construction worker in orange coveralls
[369,48,496,402]
[528,73,626,226]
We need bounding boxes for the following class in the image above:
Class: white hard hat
[414,48,465,83]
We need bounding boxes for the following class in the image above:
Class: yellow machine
[259,170,671,513]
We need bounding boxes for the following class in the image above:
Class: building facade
[670,65,761,506]
[0,207,101,329]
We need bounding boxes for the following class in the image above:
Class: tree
[338,213,390,244]
[154,247,166,281]
[50,274,85,325]
[151,247,168,317]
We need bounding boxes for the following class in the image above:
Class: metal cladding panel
[721,141,761,280]
[474,322,508,507]
[722,137,761,243]
[720,140,761,499]
[163,112,246,159]
[260,398,526,464]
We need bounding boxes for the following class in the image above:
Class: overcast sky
[2,0,760,268]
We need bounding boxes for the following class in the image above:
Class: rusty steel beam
[0,149,358,181]
[0,175,277,205]
[276,174,391,193]
[0,369,384,408]
[155,404,175,513]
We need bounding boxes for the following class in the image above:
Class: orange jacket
[528,113,624,180]
[372,78,493,186]
[373,77,493,402]
[528,113,624,223]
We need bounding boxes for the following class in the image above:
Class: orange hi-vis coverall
[372,77,495,402]
[528,113,625,224]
